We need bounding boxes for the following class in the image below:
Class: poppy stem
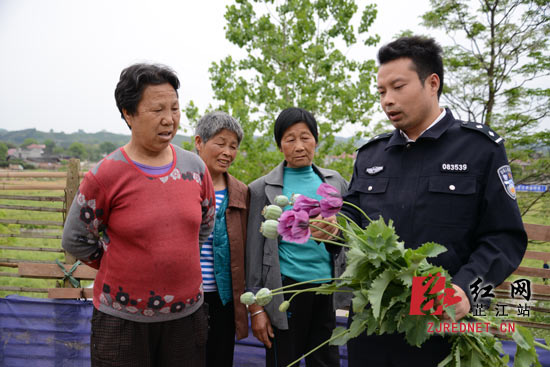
[268,277,347,293]
[286,327,351,367]
[310,236,351,248]
[270,288,352,297]
[308,221,345,241]
[309,218,363,245]
[342,200,372,223]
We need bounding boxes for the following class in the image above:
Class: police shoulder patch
[460,121,503,145]
[357,132,393,151]
[497,165,517,200]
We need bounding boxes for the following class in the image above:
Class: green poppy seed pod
[290,193,300,204]
[274,195,290,207]
[255,288,273,306]
[260,220,279,239]
[262,205,283,220]
[240,292,256,306]
[279,300,290,312]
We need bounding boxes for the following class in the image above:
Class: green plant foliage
[247,213,549,366]
[185,0,380,183]
[67,142,88,160]
[0,141,8,160]
[20,138,38,148]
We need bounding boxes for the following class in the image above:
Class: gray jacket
[246,161,349,330]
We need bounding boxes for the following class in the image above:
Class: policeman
[341,36,527,366]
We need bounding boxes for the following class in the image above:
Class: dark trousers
[204,291,236,367]
[90,305,208,367]
[266,277,340,367]
[347,310,451,367]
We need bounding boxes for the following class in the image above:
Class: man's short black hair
[114,63,180,129]
[377,36,444,98]
[274,107,318,148]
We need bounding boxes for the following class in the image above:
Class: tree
[43,139,56,155]
[85,144,102,162]
[68,142,88,160]
[21,138,38,148]
[99,141,117,155]
[422,0,550,214]
[53,145,65,156]
[186,0,380,183]
[0,142,8,161]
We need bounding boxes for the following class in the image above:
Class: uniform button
[368,186,373,191]
[449,185,456,191]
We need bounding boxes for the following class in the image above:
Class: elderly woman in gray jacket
[246,107,347,367]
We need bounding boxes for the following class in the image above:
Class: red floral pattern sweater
[62,145,215,322]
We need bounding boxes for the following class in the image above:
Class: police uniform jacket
[342,108,527,302]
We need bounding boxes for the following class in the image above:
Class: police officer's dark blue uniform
[341,108,527,366]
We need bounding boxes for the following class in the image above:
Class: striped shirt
[200,189,227,292]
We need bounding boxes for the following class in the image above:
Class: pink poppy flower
[317,183,343,217]
[278,210,311,244]
[293,195,321,217]
[317,183,341,198]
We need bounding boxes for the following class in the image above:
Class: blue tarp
[0,295,92,367]
[1,295,548,366]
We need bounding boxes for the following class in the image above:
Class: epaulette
[357,132,393,151]
[460,120,503,145]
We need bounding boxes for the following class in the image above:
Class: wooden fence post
[63,159,80,287]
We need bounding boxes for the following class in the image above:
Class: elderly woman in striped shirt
[194,111,249,367]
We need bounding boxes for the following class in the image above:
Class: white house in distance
[7,144,45,160]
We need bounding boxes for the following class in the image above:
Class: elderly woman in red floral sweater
[62,63,215,366]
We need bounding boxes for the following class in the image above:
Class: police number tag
[441,163,468,172]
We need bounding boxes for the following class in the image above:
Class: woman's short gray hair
[195,111,244,144]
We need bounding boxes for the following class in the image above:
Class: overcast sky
[3,0,538,138]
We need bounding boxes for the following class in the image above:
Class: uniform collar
[400,109,446,142]
[385,108,455,150]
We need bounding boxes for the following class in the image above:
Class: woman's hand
[250,306,274,348]
[310,214,339,241]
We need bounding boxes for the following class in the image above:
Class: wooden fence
[0,159,95,297]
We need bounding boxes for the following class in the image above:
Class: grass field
[0,183,67,297]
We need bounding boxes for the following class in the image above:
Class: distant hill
[0,128,191,148]
[0,128,369,148]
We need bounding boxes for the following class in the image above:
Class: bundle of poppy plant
[241,183,549,367]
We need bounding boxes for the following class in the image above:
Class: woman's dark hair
[377,36,444,98]
[273,107,318,148]
[114,63,180,129]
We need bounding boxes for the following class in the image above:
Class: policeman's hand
[250,306,274,348]
[310,215,339,241]
[442,284,471,321]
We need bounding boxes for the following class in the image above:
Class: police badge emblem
[366,166,384,175]
[497,165,517,200]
